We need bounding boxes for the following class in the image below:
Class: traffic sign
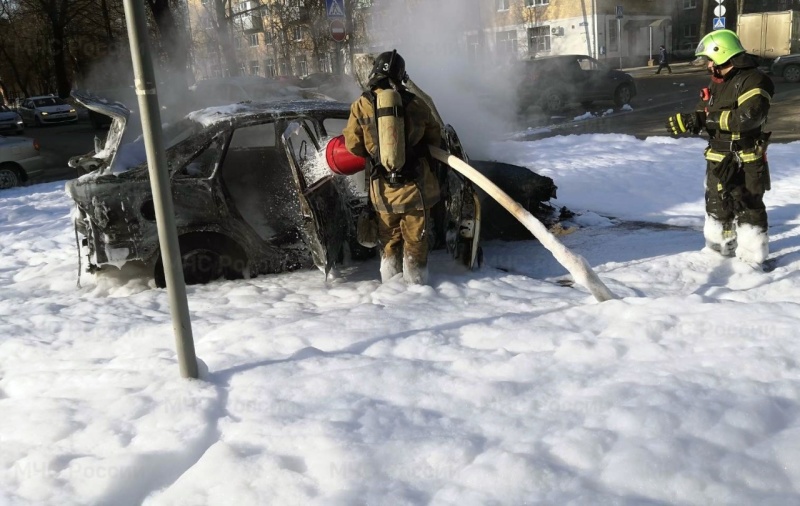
[714,5,726,17]
[615,5,623,19]
[713,17,726,29]
[330,19,346,42]
[326,0,345,19]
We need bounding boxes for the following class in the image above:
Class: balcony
[234,1,263,34]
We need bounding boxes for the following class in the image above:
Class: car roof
[185,99,351,129]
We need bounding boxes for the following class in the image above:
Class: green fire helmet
[695,29,745,65]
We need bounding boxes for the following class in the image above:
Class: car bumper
[39,114,78,124]
[0,122,23,133]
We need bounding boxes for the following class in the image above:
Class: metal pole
[592,0,597,59]
[121,0,198,379]
[618,17,622,69]
[649,25,653,64]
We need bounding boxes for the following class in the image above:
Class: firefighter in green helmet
[665,29,774,268]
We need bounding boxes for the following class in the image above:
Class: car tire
[614,84,634,107]
[154,233,248,288]
[540,90,566,114]
[783,64,800,83]
[0,163,21,190]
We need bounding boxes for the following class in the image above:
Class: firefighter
[342,50,442,284]
[666,29,774,268]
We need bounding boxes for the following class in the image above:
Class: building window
[296,55,308,76]
[249,60,260,75]
[318,56,331,73]
[683,0,696,8]
[280,60,289,76]
[265,58,276,77]
[293,26,302,41]
[683,24,698,38]
[239,63,246,75]
[528,26,551,54]
[497,0,510,11]
[525,0,549,6]
[248,33,259,47]
[496,30,517,59]
[608,19,619,52]
[264,31,273,44]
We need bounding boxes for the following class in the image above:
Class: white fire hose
[429,145,617,303]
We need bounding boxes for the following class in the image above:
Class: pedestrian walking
[655,45,672,74]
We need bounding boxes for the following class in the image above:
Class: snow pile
[2,135,800,504]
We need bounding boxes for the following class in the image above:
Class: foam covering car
[65,90,559,287]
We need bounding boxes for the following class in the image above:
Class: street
[14,62,800,187]
[519,62,800,143]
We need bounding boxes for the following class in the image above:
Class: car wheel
[0,163,21,190]
[783,64,800,83]
[614,84,634,107]
[540,90,566,114]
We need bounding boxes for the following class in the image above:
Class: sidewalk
[623,61,707,78]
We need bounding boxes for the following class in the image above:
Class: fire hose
[428,145,617,303]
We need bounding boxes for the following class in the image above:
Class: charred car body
[66,91,558,287]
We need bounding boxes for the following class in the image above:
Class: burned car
[66,90,558,287]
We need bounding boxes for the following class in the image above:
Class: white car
[18,95,78,127]
[0,136,46,189]
[0,104,24,135]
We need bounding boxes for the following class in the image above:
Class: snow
[3,134,800,505]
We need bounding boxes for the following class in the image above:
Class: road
[15,62,800,187]
[518,61,800,143]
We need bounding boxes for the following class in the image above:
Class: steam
[368,0,519,159]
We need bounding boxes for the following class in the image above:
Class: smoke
[369,0,519,159]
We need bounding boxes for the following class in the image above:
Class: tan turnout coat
[343,89,441,213]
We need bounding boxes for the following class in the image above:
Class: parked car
[18,95,78,126]
[516,54,637,114]
[770,54,800,83]
[65,92,559,287]
[0,105,24,135]
[0,136,46,189]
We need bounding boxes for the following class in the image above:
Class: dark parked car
[770,54,800,83]
[65,91,559,287]
[517,54,637,114]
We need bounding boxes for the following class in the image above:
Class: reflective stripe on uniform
[720,110,731,131]
[704,148,761,163]
[737,88,771,106]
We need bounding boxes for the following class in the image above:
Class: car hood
[36,104,74,114]
[0,111,20,121]
[71,90,131,168]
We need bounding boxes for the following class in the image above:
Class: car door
[281,118,349,277]
[18,100,32,124]
[579,56,613,101]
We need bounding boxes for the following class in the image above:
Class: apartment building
[185,0,340,81]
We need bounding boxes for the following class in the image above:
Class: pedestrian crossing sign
[713,17,726,29]
[326,0,345,18]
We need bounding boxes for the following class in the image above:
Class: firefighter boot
[703,215,737,257]
[734,223,769,267]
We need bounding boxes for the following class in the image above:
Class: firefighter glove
[666,112,704,135]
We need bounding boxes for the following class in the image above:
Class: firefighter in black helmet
[666,30,774,268]
[343,50,442,284]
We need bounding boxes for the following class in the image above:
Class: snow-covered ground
[2,134,800,505]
